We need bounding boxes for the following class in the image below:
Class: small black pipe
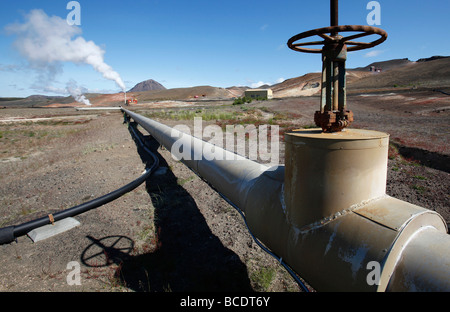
[331,0,339,36]
[331,0,338,26]
[12,166,154,238]
[0,115,159,245]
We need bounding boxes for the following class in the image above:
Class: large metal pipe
[121,109,269,211]
[281,129,448,291]
[122,108,450,292]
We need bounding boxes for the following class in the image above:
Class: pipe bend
[244,190,449,292]
[353,196,448,292]
[286,195,448,292]
[386,228,450,292]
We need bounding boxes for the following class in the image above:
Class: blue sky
[0,0,449,97]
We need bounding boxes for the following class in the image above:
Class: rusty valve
[287,1,387,132]
[287,25,387,54]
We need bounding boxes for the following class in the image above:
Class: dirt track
[0,109,302,292]
[0,89,448,292]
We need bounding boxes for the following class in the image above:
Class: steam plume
[5,9,126,102]
[66,80,91,106]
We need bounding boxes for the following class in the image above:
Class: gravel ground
[0,110,302,292]
[0,91,448,293]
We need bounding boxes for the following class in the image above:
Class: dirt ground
[0,89,448,293]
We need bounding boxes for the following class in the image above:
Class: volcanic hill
[127,79,166,92]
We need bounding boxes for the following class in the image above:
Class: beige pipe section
[122,109,450,292]
[284,129,390,229]
[386,227,450,291]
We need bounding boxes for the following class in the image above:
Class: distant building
[369,66,382,73]
[244,89,273,100]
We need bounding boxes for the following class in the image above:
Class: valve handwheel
[287,24,387,132]
[287,0,388,132]
[288,25,387,53]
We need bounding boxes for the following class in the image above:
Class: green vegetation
[388,143,400,160]
[143,109,237,121]
[0,97,25,102]
[82,143,117,155]
[233,97,252,105]
[0,119,88,161]
[233,96,268,105]
[411,184,426,194]
[250,266,276,291]
[393,82,422,89]
[177,175,196,186]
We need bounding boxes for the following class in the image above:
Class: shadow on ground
[80,122,253,292]
[390,141,449,173]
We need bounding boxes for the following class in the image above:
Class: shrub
[233,97,253,105]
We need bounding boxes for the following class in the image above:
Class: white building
[244,89,273,100]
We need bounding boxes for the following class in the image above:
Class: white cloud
[364,50,385,58]
[250,81,271,88]
[249,78,285,88]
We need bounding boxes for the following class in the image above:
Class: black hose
[0,116,159,245]
[433,89,450,96]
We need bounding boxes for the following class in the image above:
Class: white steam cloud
[5,9,126,104]
[66,80,91,106]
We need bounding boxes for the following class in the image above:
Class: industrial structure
[370,65,382,72]
[126,95,138,105]
[119,0,449,291]
[0,0,448,292]
[244,89,273,100]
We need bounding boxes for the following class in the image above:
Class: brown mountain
[270,56,450,97]
[130,85,235,101]
[349,58,413,72]
[128,79,166,92]
[348,56,450,91]
[270,70,373,98]
[1,56,449,107]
